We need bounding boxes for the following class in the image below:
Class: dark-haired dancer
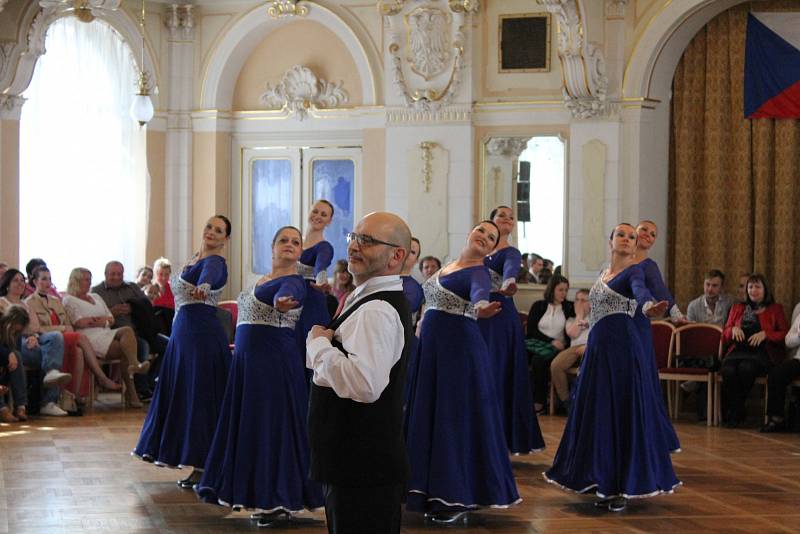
[296,201,335,382]
[633,220,683,450]
[196,226,323,526]
[481,205,544,454]
[134,215,232,489]
[544,223,679,512]
[406,221,520,524]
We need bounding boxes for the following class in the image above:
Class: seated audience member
[539,259,554,285]
[526,274,574,413]
[761,300,800,432]
[151,257,174,335]
[720,273,788,427]
[63,268,150,407]
[549,288,590,415]
[418,255,442,281]
[26,266,120,395]
[686,269,734,326]
[93,261,165,397]
[516,253,529,283]
[22,258,59,299]
[525,253,545,284]
[331,259,355,315]
[0,269,71,416]
[0,306,30,422]
[136,266,160,302]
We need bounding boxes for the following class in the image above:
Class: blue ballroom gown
[544,265,681,499]
[295,241,333,380]
[402,275,424,406]
[406,266,520,513]
[480,247,545,454]
[134,255,231,470]
[196,275,323,513]
[637,257,682,452]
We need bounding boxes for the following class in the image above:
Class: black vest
[308,289,412,487]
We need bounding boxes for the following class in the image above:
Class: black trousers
[720,355,766,419]
[530,355,555,405]
[767,358,800,417]
[323,482,403,534]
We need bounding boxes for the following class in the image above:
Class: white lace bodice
[422,272,478,321]
[172,273,223,312]
[588,276,638,329]
[237,286,302,329]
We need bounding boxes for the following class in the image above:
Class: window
[20,16,146,288]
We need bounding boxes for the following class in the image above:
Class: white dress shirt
[306,275,406,404]
[786,302,800,361]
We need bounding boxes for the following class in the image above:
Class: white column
[164,4,195,262]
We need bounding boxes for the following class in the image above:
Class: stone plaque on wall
[499,14,550,72]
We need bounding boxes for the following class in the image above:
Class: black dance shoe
[256,510,290,528]
[176,469,202,489]
[425,511,469,524]
[608,497,627,512]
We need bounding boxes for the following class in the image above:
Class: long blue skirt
[196,324,323,512]
[544,314,680,498]
[133,303,231,469]
[406,310,520,512]
[634,314,681,452]
[479,293,545,454]
[295,283,331,385]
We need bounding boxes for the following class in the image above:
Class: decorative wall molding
[380,0,479,111]
[419,141,437,193]
[0,94,26,120]
[606,0,628,18]
[267,0,308,19]
[39,0,121,19]
[385,104,471,124]
[539,0,610,119]
[486,137,529,158]
[165,4,195,40]
[260,65,348,121]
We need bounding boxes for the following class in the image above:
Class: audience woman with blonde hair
[27,266,120,397]
[62,268,149,407]
[134,215,233,490]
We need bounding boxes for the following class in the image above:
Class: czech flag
[744,12,800,119]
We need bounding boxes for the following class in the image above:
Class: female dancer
[544,223,679,512]
[295,201,334,371]
[406,221,520,524]
[401,237,424,406]
[633,220,683,450]
[134,215,232,489]
[196,226,323,526]
[481,205,544,454]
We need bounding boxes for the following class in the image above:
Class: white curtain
[20,16,147,289]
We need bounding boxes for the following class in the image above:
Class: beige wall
[361,128,386,215]
[0,119,20,266]
[145,129,165,264]
[232,20,363,111]
[192,131,231,254]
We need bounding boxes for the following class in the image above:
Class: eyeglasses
[346,232,401,248]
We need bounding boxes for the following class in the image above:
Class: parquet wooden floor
[1,396,799,533]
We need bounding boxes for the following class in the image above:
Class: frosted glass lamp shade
[130,93,154,126]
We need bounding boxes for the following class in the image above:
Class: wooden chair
[652,320,677,417]
[666,324,722,426]
[548,365,579,416]
[712,364,769,427]
[88,357,127,412]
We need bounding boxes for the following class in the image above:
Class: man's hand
[110,303,131,316]
[309,325,334,342]
[8,352,18,372]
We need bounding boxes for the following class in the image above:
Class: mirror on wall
[480,135,566,277]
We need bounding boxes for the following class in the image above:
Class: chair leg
[706,378,713,427]
[666,380,674,419]
[763,383,769,425]
[89,374,95,414]
[713,378,720,426]
[548,381,555,416]
[674,382,682,420]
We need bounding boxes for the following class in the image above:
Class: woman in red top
[151,257,174,336]
[720,273,788,427]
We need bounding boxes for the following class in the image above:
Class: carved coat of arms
[405,6,452,81]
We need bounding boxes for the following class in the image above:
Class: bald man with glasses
[306,211,414,534]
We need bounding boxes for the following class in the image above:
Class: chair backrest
[218,300,238,325]
[651,320,676,370]
[673,323,722,367]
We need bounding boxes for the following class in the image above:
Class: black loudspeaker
[518,161,530,182]
[516,161,531,222]
[517,202,530,222]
